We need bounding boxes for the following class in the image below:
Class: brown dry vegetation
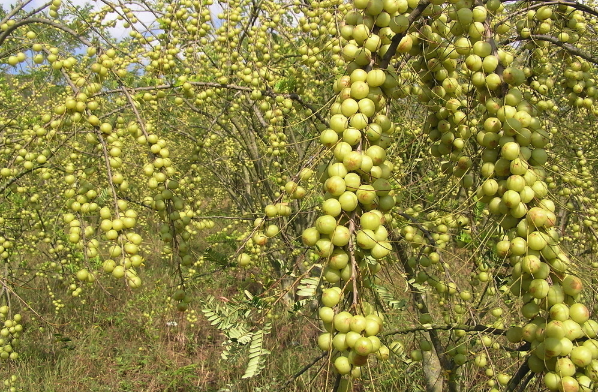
[0,243,421,392]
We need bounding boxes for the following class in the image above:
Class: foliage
[201,295,271,379]
[0,0,598,391]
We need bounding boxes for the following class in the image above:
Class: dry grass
[0,256,422,392]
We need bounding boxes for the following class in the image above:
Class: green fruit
[321,288,341,307]
[332,333,349,351]
[356,185,377,205]
[325,176,346,197]
[410,349,423,361]
[331,225,351,247]
[76,269,89,281]
[334,356,351,375]
[112,266,125,278]
[544,372,561,391]
[319,307,335,324]
[570,303,590,324]
[302,227,320,246]
[562,275,583,296]
[316,215,337,235]
[339,191,359,211]
[329,249,349,270]
[354,337,373,356]
[334,311,353,333]
[356,229,376,249]
[317,333,332,351]
[350,315,367,333]
[360,211,381,231]
[555,357,576,377]
[345,331,361,348]
[351,81,370,100]
[571,346,593,367]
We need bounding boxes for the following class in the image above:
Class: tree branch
[0,17,94,48]
[379,1,430,69]
[501,34,598,65]
[384,323,506,336]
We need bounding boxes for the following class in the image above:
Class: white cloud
[4,0,158,40]
[5,0,47,11]
[4,0,226,40]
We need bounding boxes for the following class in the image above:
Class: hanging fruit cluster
[304,0,598,389]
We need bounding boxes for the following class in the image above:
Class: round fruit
[570,303,590,324]
[354,337,374,356]
[334,356,352,375]
[321,288,341,307]
[334,311,353,333]
[318,333,332,351]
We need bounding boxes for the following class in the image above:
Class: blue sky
[4,0,160,39]
[5,0,224,39]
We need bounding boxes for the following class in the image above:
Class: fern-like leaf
[200,296,271,378]
[373,284,407,310]
[242,323,271,379]
[296,276,319,298]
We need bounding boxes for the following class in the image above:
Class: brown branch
[392,240,456,392]
[495,1,598,29]
[530,34,598,65]
[521,0,598,19]
[283,352,327,388]
[0,17,94,48]
[1,0,36,24]
[506,359,531,392]
[379,1,430,69]
[95,83,328,125]
[384,323,506,337]
[501,34,598,65]
[348,212,359,309]
[397,211,436,246]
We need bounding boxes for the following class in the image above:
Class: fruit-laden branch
[0,167,43,196]
[379,0,430,69]
[496,0,598,26]
[180,97,273,211]
[0,132,72,195]
[348,212,360,308]
[119,194,261,221]
[94,82,329,126]
[236,0,262,53]
[553,0,598,18]
[0,277,57,326]
[501,0,598,19]
[1,0,51,24]
[528,34,598,65]
[384,323,506,336]
[395,211,465,323]
[0,17,94,48]
[501,35,598,65]
[95,0,159,44]
[397,211,437,246]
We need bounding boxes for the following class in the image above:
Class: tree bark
[422,341,444,392]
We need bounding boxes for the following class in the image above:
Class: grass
[0,252,302,391]
[0,252,423,392]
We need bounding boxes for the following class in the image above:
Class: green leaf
[296,276,319,297]
[241,323,271,379]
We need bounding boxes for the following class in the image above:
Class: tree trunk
[422,337,444,392]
